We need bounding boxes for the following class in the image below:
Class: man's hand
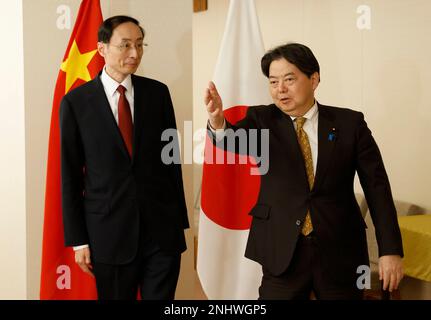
[75,247,94,277]
[205,81,224,129]
[378,255,403,292]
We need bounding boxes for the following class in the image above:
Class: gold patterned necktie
[295,117,314,236]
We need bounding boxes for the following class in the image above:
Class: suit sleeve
[161,85,189,229]
[355,112,403,257]
[59,96,89,246]
[207,107,261,156]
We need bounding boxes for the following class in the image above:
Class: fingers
[379,255,404,292]
[204,87,211,106]
[382,270,389,291]
[207,99,215,113]
[80,264,94,277]
[389,272,396,292]
[397,267,404,289]
[382,272,403,293]
[207,101,223,118]
[208,81,216,92]
[393,266,403,291]
[381,265,396,291]
[204,82,215,105]
[379,263,383,281]
[85,252,91,265]
[205,81,222,110]
[208,81,220,99]
[75,249,94,277]
[204,81,224,129]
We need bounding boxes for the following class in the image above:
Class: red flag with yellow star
[40,0,104,299]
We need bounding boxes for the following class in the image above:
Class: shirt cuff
[208,119,226,141]
[73,244,89,251]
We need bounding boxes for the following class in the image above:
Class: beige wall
[23,0,193,299]
[193,0,431,215]
[4,0,431,300]
[0,0,27,299]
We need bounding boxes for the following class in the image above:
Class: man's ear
[311,72,320,90]
[97,42,106,58]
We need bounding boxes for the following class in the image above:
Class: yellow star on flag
[60,40,97,93]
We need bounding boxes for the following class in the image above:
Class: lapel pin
[328,127,337,141]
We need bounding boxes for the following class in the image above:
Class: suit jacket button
[296,220,301,226]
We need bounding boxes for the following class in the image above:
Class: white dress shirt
[73,67,135,252]
[100,66,135,124]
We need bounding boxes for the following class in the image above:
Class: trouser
[93,229,181,300]
[259,233,363,300]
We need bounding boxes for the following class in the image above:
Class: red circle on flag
[201,106,261,230]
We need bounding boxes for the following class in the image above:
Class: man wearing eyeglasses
[60,15,189,300]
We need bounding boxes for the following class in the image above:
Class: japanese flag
[197,0,271,299]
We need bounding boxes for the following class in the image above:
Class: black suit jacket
[220,103,403,284]
[60,74,189,265]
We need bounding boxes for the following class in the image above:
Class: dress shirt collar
[289,101,318,122]
[101,66,133,97]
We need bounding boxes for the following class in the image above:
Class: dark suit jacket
[220,103,403,284]
[60,73,189,265]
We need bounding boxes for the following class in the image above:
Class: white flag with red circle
[197,0,271,299]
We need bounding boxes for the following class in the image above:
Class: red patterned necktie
[117,85,133,157]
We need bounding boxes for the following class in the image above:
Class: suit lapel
[314,104,337,190]
[88,74,130,159]
[131,75,147,164]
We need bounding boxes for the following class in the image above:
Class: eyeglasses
[109,41,148,53]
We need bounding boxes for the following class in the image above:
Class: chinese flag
[40,0,104,299]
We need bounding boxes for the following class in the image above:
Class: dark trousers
[259,233,363,300]
[93,230,181,300]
